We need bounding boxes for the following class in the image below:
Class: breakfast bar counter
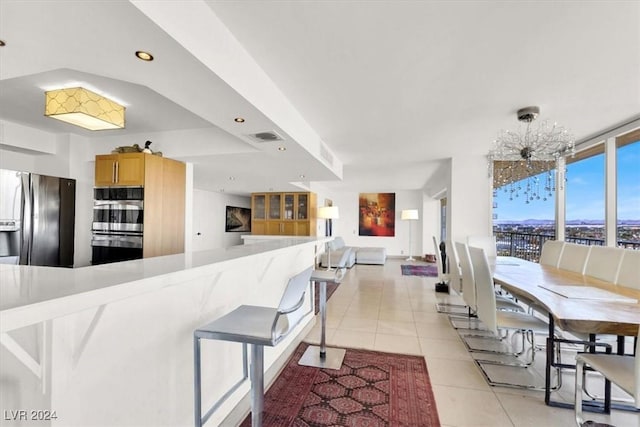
[0,237,324,426]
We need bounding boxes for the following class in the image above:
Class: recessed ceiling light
[277,146,286,151]
[234,117,245,123]
[0,40,6,47]
[299,174,305,179]
[135,51,154,61]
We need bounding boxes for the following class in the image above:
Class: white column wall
[423,155,491,245]
[421,196,441,256]
[449,155,492,242]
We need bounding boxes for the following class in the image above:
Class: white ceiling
[1,1,639,196]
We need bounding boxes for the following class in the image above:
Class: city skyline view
[493,141,640,222]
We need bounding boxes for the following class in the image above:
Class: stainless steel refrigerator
[0,169,76,267]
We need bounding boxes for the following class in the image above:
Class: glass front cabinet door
[296,194,308,220]
[268,194,282,220]
[284,194,295,220]
[252,194,266,220]
[250,192,316,236]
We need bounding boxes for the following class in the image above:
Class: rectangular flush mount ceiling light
[44,87,125,130]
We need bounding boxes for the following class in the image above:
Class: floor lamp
[318,206,339,270]
[401,209,419,261]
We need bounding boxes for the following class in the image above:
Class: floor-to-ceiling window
[492,125,640,259]
[616,130,640,247]
[564,144,605,245]
[492,168,556,260]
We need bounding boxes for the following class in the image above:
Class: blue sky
[493,141,640,222]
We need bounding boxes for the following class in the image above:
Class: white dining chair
[456,242,480,314]
[574,325,640,426]
[446,240,463,295]
[558,243,592,274]
[460,242,524,312]
[435,239,468,315]
[539,240,565,267]
[468,246,552,388]
[616,249,640,289]
[452,242,524,333]
[583,246,625,283]
[467,235,497,259]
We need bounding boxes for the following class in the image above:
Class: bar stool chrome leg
[319,280,327,358]
[250,344,264,427]
[298,277,346,369]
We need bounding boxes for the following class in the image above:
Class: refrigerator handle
[20,173,32,265]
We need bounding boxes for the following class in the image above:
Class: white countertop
[0,237,324,332]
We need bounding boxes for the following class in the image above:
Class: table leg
[545,314,554,405]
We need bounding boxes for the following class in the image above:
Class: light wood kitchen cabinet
[94,153,145,186]
[251,191,316,236]
[94,153,186,258]
[142,156,185,258]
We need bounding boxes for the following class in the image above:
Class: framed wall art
[225,206,251,232]
[358,193,395,236]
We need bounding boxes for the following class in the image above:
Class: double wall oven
[91,187,144,265]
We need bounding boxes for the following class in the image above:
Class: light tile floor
[303,258,639,427]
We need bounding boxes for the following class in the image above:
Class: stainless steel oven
[92,201,144,233]
[91,186,144,265]
[94,186,144,201]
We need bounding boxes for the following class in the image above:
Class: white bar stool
[194,266,313,427]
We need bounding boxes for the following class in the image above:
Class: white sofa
[355,247,387,265]
[319,237,356,268]
[319,237,387,267]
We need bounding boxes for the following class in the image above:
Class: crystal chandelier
[488,106,575,203]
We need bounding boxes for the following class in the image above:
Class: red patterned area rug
[240,342,440,427]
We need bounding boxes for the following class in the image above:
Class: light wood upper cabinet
[251,192,316,236]
[95,155,118,186]
[95,153,145,186]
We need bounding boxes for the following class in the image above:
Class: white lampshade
[318,206,339,219]
[401,209,419,220]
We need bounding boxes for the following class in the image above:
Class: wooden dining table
[492,256,640,411]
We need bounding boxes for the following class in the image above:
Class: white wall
[313,189,425,257]
[191,189,251,251]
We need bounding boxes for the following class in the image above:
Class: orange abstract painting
[358,193,395,236]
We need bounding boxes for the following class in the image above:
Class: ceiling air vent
[320,142,334,167]
[246,130,284,143]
